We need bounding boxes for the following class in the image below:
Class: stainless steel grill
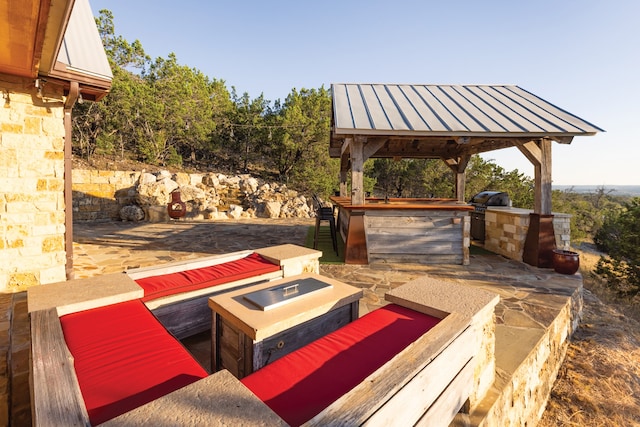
[469,191,510,241]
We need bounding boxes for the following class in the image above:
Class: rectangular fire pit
[243,277,332,310]
[209,273,362,378]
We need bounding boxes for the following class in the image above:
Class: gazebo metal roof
[331,83,603,139]
[329,82,603,215]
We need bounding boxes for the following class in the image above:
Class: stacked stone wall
[0,75,67,291]
[477,278,583,426]
[71,170,140,221]
[485,209,572,261]
[71,169,313,222]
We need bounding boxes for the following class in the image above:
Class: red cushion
[240,304,441,426]
[60,300,208,425]
[136,253,280,302]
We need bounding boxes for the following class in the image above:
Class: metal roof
[57,0,113,81]
[331,84,603,138]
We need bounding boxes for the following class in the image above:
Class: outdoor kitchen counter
[484,207,572,261]
[330,197,473,265]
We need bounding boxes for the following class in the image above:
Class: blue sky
[90,0,639,186]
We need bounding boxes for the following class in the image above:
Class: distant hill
[553,185,640,197]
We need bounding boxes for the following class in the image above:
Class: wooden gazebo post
[518,138,557,267]
[445,154,471,202]
[350,137,366,205]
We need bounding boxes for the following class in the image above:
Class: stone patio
[0,218,582,426]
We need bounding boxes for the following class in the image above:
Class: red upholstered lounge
[60,299,208,425]
[136,253,280,302]
[241,304,441,426]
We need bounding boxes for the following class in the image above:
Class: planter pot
[552,249,580,275]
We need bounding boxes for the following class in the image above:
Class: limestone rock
[178,185,206,202]
[240,177,259,193]
[228,205,244,219]
[202,173,219,187]
[120,205,145,222]
[172,172,191,187]
[136,178,179,206]
[138,172,157,185]
[156,170,172,181]
[264,201,282,218]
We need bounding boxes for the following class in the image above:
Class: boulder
[136,178,179,206]
[228,205,244,219]
[263,201,282,219]
[240,177,259,193]
[138,172,157,185]
[178,185,206,202]
[202,173,219,188]
[119,205,145,222]
[172,172,191,187]
[155,170,173,181]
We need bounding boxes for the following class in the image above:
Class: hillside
[538,247,640,426]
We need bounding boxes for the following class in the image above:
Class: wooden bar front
[331,197,473,265]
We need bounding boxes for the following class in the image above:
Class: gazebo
[329,84,603,265]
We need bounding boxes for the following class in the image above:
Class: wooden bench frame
[29,250,499,427]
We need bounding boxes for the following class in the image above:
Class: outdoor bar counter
[331,197,473,265]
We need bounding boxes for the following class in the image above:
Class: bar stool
[312,195,338,255]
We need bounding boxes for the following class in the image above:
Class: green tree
[222,90,269,172]
[73,10,152,161]
[594,197,640,297]
[95,9,150,71]
[420,160,454,197]
[145,54,222,165]
[370,159,434,197]
[265,87,335,193]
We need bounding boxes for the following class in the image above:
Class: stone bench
[28,250,499,426]
[237,278,499,426]
[28,244,321,426]
[107,278,500,426]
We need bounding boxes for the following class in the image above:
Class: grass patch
[304,226,344,264]
[469,243,497,256]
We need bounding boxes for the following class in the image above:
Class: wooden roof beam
[551,136,574,144]
[341,138,351,157]
[363,139,387,161]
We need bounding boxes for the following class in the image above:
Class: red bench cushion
[60,300,208,425]
[136,253,280,302]
[241,304,441,426]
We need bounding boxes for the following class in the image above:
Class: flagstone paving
[1,218,583,425]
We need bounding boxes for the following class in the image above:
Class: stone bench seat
[28,244,322,426]
[29,252,500,426]
[127,245,321,338]
[59,299,208,425]
[240,303,442,426]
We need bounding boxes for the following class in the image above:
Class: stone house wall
[0,75,67,291]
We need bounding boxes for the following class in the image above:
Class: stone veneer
[484,207,572,261]
[71,170,141,221]
[466,275,583,427]
[0,75,67,291]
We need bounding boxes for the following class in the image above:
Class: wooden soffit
[0,0,71,78]
[0,0,112,100]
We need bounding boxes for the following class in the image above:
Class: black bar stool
[312,195,338,255]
